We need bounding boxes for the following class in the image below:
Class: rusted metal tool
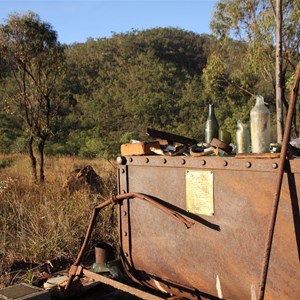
[146,128,197,145]
[209,138,233,154]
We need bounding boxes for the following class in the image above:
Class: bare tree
[0,12,65,182]
[275,0,284,142]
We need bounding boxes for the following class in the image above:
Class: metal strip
[82,269,165,300]
[118,166,133,269]
[122,155,285,173]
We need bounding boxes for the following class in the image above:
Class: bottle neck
[255,96,265,106]
[208,104,215,118]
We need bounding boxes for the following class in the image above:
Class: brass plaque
[186,170,214,216]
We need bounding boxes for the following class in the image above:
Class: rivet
[163,158,167,164]
[272,163,278,169]
[116,156,126,165]
[223,160,228,166]
[245,161,252,168]
[129,157,133,162]
[181,159,186,165]
[145,157,149,163]
[200,160,206,166]
[122,211,127,216]
[124,252,128,257]
[123,232,128,236]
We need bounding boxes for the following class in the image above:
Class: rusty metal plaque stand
[117,155,300,300]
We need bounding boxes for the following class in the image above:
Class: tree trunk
[275,0,284,143]
[38,138,46,183]
[28,136,37,182]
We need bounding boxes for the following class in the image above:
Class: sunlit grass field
[0,154,118,288]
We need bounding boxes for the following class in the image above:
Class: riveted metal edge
[118,166,133,271]
[121,156,299,173]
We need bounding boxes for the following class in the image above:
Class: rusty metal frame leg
[64,192,193,293]
[258,63,300,299]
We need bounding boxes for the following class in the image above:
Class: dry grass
[0,154,118,288]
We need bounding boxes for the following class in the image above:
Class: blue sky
[0,0,218,44]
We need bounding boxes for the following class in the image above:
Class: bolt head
[116,156,127,165]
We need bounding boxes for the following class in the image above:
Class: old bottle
[236,120,250,153]
[205,104,219,144]
[250,95,270,153]
[219,128,231,145]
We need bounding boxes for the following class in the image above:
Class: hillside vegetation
[1,1,299,163]
[1,27,282,158]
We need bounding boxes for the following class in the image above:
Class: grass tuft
[0,154,118,288]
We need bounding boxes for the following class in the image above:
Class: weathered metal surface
[118,155,300,299]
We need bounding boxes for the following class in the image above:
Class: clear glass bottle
[250,95,271,153]
[205,104,219,144]
[236,120,250,153]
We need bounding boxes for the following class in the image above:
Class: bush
[0,158,13,169]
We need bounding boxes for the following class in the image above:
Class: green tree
[0,113,23,153]
[56,28,212,156]
[210,0,300,141]
[0,12,65,182]
[202,40,263,142]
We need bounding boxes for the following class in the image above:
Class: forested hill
[0,27,276,157]
[55,28,216,157]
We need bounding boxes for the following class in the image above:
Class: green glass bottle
[205,104,219,144]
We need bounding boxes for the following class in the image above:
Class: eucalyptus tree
[0,12,65,182]
[209,0,300,141]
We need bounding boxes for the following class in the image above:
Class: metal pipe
[119,192,194,229]
[65,192,194,291]
[258,62,300,299]
[65,198,113,290]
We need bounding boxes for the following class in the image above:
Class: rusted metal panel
[118,156,300,299]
